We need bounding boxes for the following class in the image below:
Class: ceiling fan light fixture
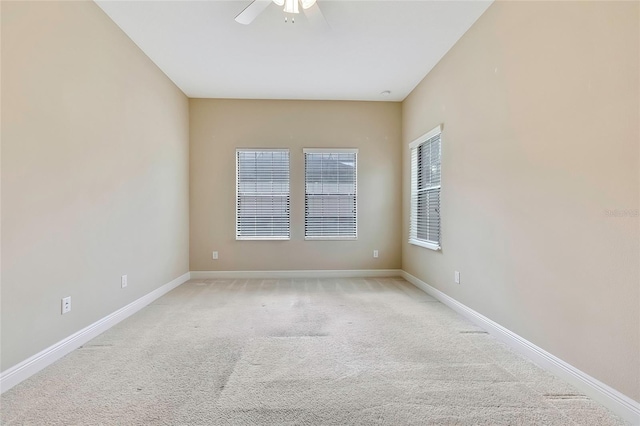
[283,0,299,14]
[236,0,326,26]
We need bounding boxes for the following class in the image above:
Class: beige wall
[190,99,401,271]
[1,1,190,371]
[402,1,639,400]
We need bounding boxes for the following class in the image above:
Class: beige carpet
[1,277,627,425]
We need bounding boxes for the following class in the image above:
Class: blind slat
[304,151,357,239]
[236,150,290,239]
[410,132,441,247]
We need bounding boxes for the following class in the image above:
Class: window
[409,125,442,250]
[304,149,357,239]
[236,149,290,240]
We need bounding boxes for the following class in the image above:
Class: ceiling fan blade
[235,0,272,25]
[302,2,329,30]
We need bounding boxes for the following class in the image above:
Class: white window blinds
[236,149,290,240]
[304,149,358,239]
[410,126,442,250]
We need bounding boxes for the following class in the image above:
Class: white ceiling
[95,1,492,101]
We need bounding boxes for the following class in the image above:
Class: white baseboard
[190,269,402,279]
[0,271,191,394]
[401,270,640,425]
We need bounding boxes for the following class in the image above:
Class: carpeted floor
[1,277,627,425]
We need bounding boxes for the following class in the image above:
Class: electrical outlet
[455,271,461,284]
[373,250,379,258]
[121,275,128,288]
[61,297,71,314]
[212,251,219,260]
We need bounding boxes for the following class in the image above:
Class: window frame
[235,148,291,241]
[409,125,442,251]
[303,148,358,241]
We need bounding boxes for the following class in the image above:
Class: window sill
[236,237,290,241]
[305,236,358,241]
[409,239,441,251]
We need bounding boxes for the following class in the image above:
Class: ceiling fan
[235,0,328,28]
